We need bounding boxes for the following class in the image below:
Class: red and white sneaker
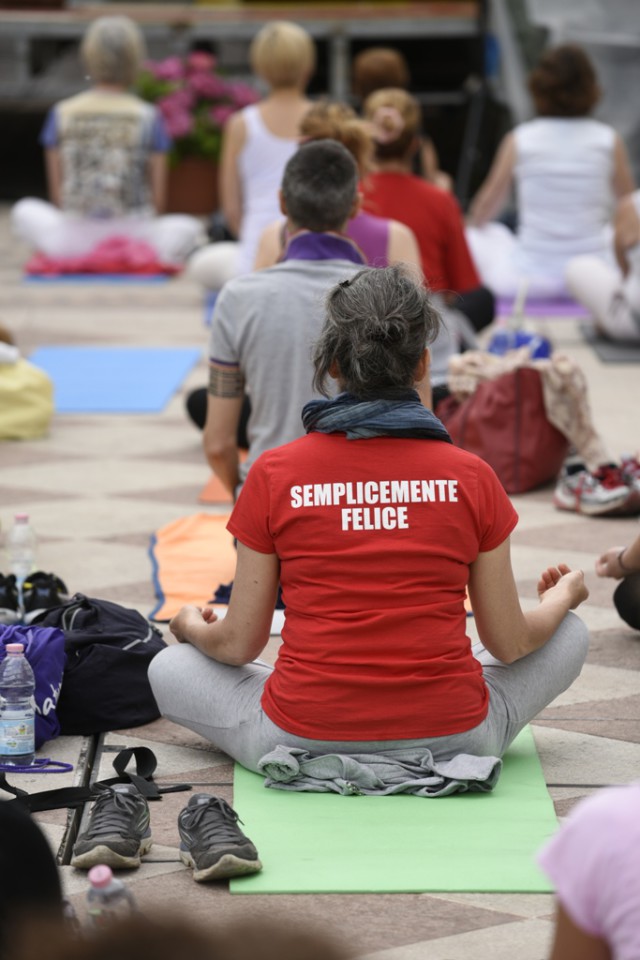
[621,455,640,512]
[554,464,634,516]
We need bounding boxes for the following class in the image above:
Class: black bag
[33,594,167,736]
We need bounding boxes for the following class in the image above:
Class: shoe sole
[553,489,632,517]
[180,849,262,882]
[23,596,70,625]
[71,835,153,870]
[0,609,21,625]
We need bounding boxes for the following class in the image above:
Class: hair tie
[370,323,402,344]
[370,105,404,144]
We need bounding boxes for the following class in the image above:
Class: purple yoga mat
[497,297,590,318]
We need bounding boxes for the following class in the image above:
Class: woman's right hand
[537,564,589,610]
[169,604,218,644]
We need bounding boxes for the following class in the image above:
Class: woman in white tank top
[187,21,315,290]
[466,44,635,298]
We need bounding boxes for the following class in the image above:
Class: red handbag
[437,367,569,494]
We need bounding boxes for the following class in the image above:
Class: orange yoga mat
[198,473,233,504]
[198,453,247,504]
[149,512,236,622]
[149,512,472,625]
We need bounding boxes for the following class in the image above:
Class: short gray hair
[313,265,441,399]
[281,140,359,233]
[81,16,146,88]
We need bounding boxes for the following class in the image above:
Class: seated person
[596,529,640,630]
[150,265,589,781]
[201,139,366,498]
[565,190,640,342]
[466,43,635,299]
[187,21,315,290]
[0,801,65,958]
[361,88,495,333]
[351,46,452,192]
[538,781,640,960]
[253,99,422,273]
[11,16,203,267]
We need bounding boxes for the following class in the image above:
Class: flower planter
[166,158,219,216]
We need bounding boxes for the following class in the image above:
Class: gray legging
[148,612,589,773]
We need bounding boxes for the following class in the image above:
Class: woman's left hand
[537,564,588,609]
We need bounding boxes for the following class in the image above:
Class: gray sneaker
[178,794,262,882]
[71,783,152,870]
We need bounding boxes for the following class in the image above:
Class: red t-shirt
[228,433,518,741]
[361,171,481,294]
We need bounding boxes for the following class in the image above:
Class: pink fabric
[25,235,181,276]
[538,782,640,959]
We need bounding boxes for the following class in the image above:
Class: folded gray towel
[257,745,502,797]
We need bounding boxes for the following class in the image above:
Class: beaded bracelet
[617,547,632,573]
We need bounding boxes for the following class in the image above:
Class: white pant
[185,241,240,291]
[466,222,617,300]
[12,197,204,265]
[565,253,640,342]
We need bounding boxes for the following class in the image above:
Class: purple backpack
[0,624,66,748]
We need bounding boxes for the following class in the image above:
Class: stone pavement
[0,205,638,958]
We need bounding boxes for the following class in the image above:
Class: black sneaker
[71,783,152,870]
[22,571,69,624]
[0,574,20,625]
[178,794,262,882]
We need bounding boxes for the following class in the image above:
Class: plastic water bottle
[86,865,137,927]
[7,513,37,585]
[0,642,36,766]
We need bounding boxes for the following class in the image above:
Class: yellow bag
[0,358,54,440]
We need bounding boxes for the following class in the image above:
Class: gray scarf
[301,391,451,442]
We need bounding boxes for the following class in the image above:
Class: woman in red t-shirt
[360,88,494,333]
[149,266,588,784]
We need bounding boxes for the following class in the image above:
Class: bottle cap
[5,643,25,654]
[88,865,113,888]
[14,513,29,523]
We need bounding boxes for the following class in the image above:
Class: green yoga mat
[230,727,555,894]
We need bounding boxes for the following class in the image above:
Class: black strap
[0,773,95,812]
[0,746,191,812]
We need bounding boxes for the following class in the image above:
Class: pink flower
[154,57,185,82]
[137,54,260,160]
[188,71,227,100]
[159,89,194,113]
[158,93,195,137]
[162,109,194,139]
[229,82,260,109]
[187,51,217,73]
[209,105,236,128]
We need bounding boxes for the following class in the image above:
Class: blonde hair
[81,15,146,88]
[363,87,421,160]
[300,101,373,176]
[250,21,316,89]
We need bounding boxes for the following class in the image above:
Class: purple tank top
[346,211,390,267]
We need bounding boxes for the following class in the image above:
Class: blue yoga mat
[24,274,171,285]
[29,346,202,413]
